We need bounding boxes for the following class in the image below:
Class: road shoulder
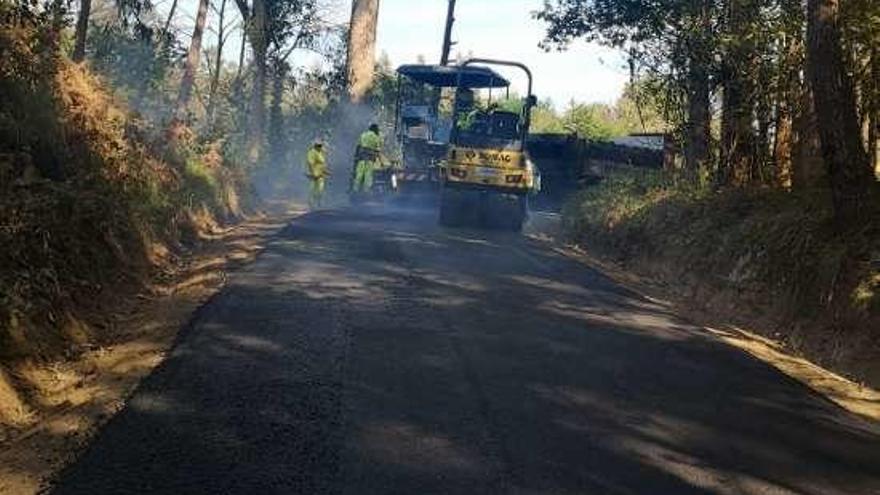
[0,205,303,495]
[525,213,880,425]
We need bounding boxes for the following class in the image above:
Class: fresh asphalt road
[53,205,880,494]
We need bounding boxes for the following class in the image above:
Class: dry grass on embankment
[0,15,259,459]
[562,169,880,391]
[0,211,295,494]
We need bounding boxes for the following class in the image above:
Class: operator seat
[489,111,521,139]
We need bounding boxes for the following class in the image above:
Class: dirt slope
[0,206,299,494]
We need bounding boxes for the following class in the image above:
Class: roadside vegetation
[540,0,880,384]
[0,2,256,432]
[529,81,670,139]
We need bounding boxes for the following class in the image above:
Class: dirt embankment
[0,205,299,494]
[0,14,273,491]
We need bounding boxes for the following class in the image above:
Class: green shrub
[182,156,220,208]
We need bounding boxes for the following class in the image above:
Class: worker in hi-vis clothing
[304,139,329,209]
[351,123,383,194]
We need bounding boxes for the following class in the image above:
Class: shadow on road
[51,206,880,495]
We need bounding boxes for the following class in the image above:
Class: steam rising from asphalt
[255,98,441,215]
[256,101,379,207]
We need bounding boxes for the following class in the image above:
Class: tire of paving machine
[440,187,483,227]
[439,187,463,227]
[508,193,528,232]
[480,192,527,232]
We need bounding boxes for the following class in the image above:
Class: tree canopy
[538,0,879,223]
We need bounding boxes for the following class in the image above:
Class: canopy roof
[396,64,510,89]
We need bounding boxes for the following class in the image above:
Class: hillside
[0,10,254,433]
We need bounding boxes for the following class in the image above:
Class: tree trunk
[870,49,880,178]
[683,1,713,178]
[72,0,91,62]
[871,115,879,179]
[806,0,874,224]
[720,88,755,187]
[207,0,228,129]
[756,83,773,185]
[346,0,380,103]
[719,0,757,187]
[774,98,794,188]
[247,0,268,160]
[162,0,179,38]
[792,85,828,189]
[773,32,802,188]
[176,0,211,119]
[236,27,247,83]
[685,61,711,177]
[268,62,287,167]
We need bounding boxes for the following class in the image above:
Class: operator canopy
[396,64,510,89]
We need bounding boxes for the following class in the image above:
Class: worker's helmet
[368,123,380,133]
[313,137,324,147]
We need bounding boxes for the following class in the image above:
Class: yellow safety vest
[305,146,327,178]
[358,130,382,152]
